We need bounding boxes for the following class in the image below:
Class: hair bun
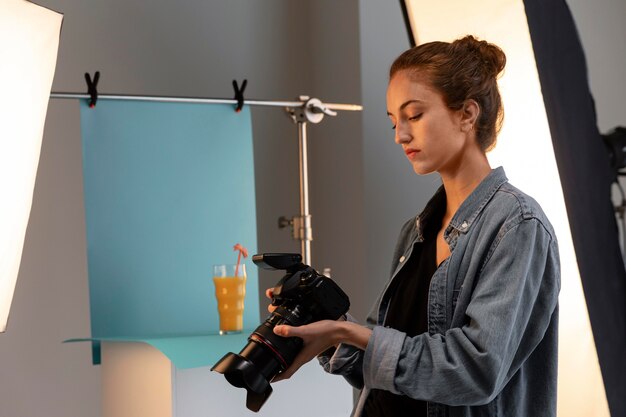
[389,35,506,152]
[455,35,506,78]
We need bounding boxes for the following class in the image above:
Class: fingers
[270,322,341,383]
[273,324,298,337]
[265,288,277,313]
[273,321,334,339]
[273,324,309,339]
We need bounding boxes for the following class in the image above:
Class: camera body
[263,253,349,326]
[211,253,350,412]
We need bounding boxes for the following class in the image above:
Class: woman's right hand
[265,288,277,313]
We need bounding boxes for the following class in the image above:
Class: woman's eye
[409,114,423,121]
[391,125,396,130]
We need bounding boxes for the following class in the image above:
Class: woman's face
[386,70,468,176]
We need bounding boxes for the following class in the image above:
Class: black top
[362,204,444,417]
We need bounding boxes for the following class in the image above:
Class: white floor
[174,360,354,417]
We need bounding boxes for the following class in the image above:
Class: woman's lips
[404,149,420,159]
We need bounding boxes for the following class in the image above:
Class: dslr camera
[211,253,350,412]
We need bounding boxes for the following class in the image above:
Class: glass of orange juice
[213,264,246,334]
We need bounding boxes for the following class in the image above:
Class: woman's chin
[411,163,436,176]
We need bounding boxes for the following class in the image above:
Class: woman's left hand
[271,319,372,382]
[271,320,344,382]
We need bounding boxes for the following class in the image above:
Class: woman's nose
[394,122,411,145]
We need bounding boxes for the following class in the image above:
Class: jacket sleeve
[361,217,560,406]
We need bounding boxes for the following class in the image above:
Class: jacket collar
[415,167,508,242]
[414,185,446,242]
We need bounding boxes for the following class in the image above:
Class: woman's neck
[440,150,492,220]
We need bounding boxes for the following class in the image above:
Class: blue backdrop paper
[80,100,259,339]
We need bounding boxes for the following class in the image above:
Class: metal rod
[298,121,312,265]
[51,91,364,266]
[50,92,363,112]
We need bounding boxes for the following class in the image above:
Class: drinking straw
[233,243,248,277]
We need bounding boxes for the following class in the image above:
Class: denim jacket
[319,167,560,417]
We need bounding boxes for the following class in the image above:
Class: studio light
[602,126,626,176]
[0,0,62,332]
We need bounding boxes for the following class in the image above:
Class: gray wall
[306,0,368,319]
[358,0,441,312]
[1,1,624,417]
[567,0,626,133]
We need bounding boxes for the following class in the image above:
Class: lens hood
[211,352,273,412]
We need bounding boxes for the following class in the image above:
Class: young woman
[269,35,561,417]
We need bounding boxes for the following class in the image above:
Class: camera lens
[211,306,306,412]
[211,253,350,412]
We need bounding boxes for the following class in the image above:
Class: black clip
[85,71,100,108]
[232,79,247,112]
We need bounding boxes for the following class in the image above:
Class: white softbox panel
[0,0,63,332]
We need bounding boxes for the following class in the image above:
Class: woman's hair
[390,35,506,152]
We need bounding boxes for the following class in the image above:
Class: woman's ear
[460,99,480,132]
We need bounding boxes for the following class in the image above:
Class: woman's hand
[265,288,277,313]
[264,287,372,381]
[271,320,345,382]
[271,320,372,382]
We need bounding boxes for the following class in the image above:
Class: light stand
[611,178,626,263]
[280,97,338,266]
[603,126,626,263]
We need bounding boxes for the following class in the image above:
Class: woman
[269,35,560,417]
